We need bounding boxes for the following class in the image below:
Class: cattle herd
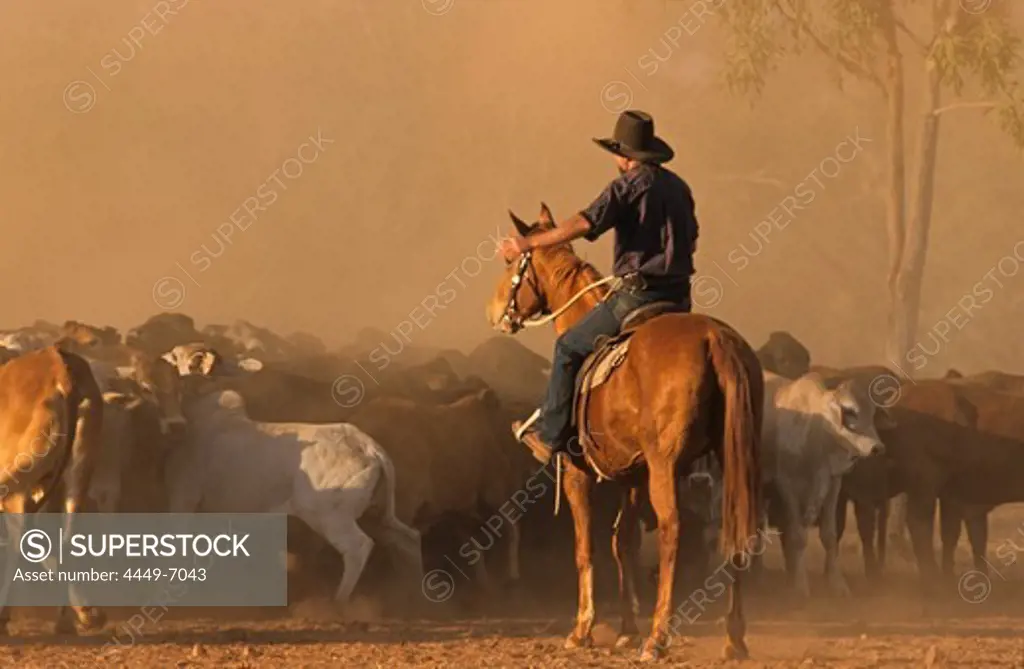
[0,312,1023,657]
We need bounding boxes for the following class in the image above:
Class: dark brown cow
[951,370,1024,395]
[346,387,536,590]
[0,346,105,635]
[935,370,1024,577]
[881,380,1024,582]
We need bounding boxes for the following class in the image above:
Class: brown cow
[347,387,536,590]
[950,370,1024,395]
[934,370,1024,577]
[0,346,105,635]
[825,368,997,582]
[881,380,1024,582]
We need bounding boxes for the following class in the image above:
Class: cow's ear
[875,407,897,430]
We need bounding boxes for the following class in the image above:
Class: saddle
[570,301,689,477]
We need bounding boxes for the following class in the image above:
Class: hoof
[638,641,664,662]
[75,608,107,634]
[615,634,639,650]
[563,632,592,650]
[723,640,750,660]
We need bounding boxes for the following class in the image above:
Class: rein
[499,250,622,516]
[499,252,621,333]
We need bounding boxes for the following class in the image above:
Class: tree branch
[772,0,885,90]
[893,17,927,53]
[931,101,998,115]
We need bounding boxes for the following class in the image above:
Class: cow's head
[824,379,894,457]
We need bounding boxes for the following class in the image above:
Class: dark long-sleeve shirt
[579,163,699,292]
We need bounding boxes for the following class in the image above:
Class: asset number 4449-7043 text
[123,568,207,581]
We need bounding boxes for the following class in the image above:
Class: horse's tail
[706,327,761,557]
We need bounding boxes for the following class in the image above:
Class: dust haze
[1,1,1020,372]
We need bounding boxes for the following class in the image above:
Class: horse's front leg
[561,462,596,649]
[612,487,641,649]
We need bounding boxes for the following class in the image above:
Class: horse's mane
[526,222,605,291]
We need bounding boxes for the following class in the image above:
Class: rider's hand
[499,235,529,261]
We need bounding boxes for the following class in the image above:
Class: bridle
[498,252,548,334]
[498,250,622,334]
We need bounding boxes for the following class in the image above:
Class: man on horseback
[498,110,699,464]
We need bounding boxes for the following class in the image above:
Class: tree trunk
[878,0,908,369]
[889,0,955,377]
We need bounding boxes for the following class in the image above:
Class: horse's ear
[508,210,531,237]
[538,202,555,227]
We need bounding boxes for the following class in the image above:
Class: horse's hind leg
[612,487,641,649]
[723,553,749,660]
[562,463,597,650]
[640,460,681,662]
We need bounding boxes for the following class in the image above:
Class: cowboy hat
[593,110,674,164]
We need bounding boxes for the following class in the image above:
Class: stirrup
[514,408,542,441]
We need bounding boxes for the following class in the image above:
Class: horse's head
[486,203,560,334]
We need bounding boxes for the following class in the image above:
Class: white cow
[762,371,893,596]
[166,386,422,604]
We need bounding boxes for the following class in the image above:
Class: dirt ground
[5,506,1024,668]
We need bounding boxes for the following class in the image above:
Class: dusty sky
[0,1,1021,372]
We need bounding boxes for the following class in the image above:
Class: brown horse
[485,204,763,662]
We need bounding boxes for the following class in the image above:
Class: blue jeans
[536,287,691,449]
